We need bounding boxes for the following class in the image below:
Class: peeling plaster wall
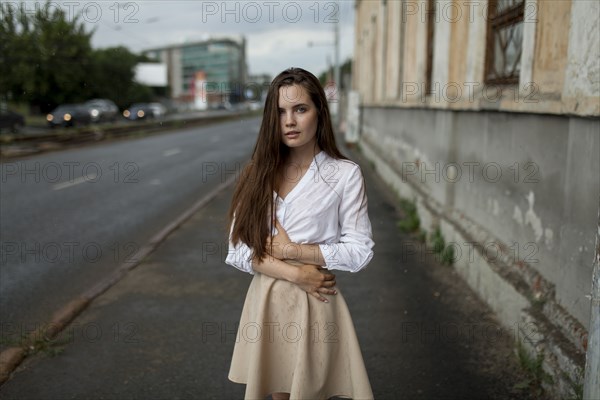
[564,0,600,100]
[361,107,599,328]
[532,0,570,94]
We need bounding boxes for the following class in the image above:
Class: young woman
[226,68,374,400]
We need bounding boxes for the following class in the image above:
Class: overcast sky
[23,0,356,78]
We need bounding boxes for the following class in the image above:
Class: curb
[0,175,237,385]
[0,349,25,383]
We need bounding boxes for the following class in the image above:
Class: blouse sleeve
[225,217,255,275]
[318,164,374,273]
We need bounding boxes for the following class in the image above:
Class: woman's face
[278,84,319,151]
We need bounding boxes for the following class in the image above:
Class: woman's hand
[266,219,326,266]
[265,219,295,260]
[292,264,337,303]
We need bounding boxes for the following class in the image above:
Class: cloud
[246,26,353,77]
[25,0,355,77]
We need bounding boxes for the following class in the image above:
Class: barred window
[485,0,525,84]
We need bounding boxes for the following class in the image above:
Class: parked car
[216,101,233,111]
[148,102,167,118]
[0,103,25,134]
[85,99,118,123]
[47,104,92,128]
[249,101,263,111]
[123,103,154,121]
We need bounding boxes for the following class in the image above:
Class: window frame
[484,0,525,85]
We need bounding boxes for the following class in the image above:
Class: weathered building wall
[532,0,571,94]
[447,0,469,104]
[361,105,598,327]
[356,0,599,114]
[353,0,599,396]
[354,0,379,104]
[563,0,599,115]
[385,0,402,100]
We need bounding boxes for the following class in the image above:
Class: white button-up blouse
[225,151,374,274]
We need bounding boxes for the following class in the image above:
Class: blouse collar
[274,151,327,203]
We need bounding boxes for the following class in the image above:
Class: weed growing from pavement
[397,198,420,233]
[429,227,455,266]
[396,199,455,264]
[514,342,553,397]
[417,229,427,243]
[26,335,70,357]
[562,368,584,400]
[1,332,70,358]
[529,294,547,311]
[431,227,445,253]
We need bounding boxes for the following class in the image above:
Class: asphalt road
[0,117,261,350]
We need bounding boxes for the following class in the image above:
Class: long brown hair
[228,67,346,262]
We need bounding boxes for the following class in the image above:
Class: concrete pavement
[0,148,538,399]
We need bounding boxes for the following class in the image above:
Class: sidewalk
[0,149,536,399]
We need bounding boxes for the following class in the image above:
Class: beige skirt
[228,271,374,400]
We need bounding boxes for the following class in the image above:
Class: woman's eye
[296,107,306,113]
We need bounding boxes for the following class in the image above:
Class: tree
[318,58,352,89]
[0,1,95,112]
[0,2,154,113]
[0,4,37,104]
[89,47,153,109]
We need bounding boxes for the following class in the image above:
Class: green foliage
[568,381,584,400]
[514,343,553,397]
[1,2,94,112]
[395,200,456,265]
[417,229,427,243]
[318,58,352,88]
[441,245,455,265]
[0,329,70,358]
[430,227,455,265]
[397,199,420,233]
[0,2,153,113]
[430,228,445,254]
[89,47,153,108]
[26,334,69,357]
[563,369,584,400]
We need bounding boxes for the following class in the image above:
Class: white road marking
[163,148,181,157]
[53,174,98,191]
